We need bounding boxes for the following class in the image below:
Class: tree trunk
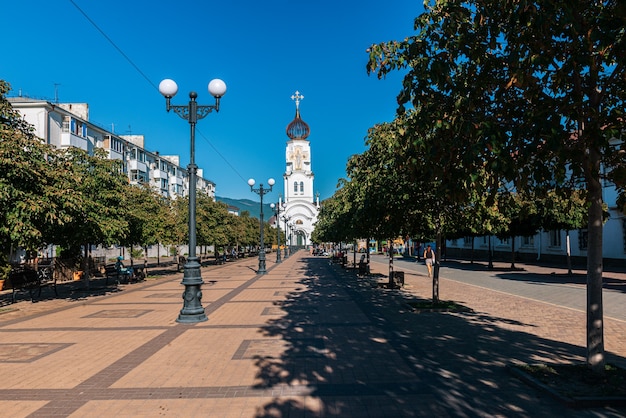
[510,238,516,269]
[82,243,90,290]
[586,147,605,374]
[488,235,493,270]
[388,241,394,286]
[566,230,572,275]
[433,231,441,303]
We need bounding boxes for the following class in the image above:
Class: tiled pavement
[0,252,625,417]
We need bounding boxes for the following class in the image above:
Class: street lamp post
[281,213,290,259]
[159,77,227,323]
[248,178,275,274]
[270,203,282,264]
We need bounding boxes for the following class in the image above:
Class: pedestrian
[115,256,133,280]
[423,245,435,278]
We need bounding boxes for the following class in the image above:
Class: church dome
[286,108,310,140]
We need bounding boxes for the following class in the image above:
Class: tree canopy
[353,0,625,373]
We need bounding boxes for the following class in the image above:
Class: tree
[196,194,230,251]
[367,0,626,373]
[537,188,589,274]
[0,80,78,257]
[122,184,171,264]
[54,147,129,276]
[495,191,542,269]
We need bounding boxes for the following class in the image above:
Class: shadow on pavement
[252,256,626,417]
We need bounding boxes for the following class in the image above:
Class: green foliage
[130,247,144,259]
[122,184,171,248]
[0,80,77,254]
[0,78,285,265]
[365,0,625,373]
[52,147,129,255]
[196,195,231,246]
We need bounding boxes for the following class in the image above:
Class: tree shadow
[252,256,626,417]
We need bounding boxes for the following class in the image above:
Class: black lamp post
[159,78,226,323]
[281,213,290,259]
[270,203,282,263]
[248,178,275,274]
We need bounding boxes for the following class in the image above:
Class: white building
[279,91,319,247]
[9,96,215,200]
[444,178,626,266]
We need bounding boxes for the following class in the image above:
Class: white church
[276,91,319,248]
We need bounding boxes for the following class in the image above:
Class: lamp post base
[258,250,267,274]
[177,257,208,323]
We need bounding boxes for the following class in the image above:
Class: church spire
[291,90,304,110]
[286,90,310,140]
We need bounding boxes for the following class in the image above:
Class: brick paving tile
[0,253,625,417]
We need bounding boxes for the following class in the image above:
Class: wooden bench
[7,262,57,303]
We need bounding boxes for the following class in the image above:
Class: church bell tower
[281,91,319,247]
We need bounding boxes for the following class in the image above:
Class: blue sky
[3,0,421,201]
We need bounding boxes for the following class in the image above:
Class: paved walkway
[0,252,625,417]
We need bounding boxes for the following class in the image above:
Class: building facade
[444,181,626,265]
[279,92,319,247]
[9,96,215,200]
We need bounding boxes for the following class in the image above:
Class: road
[368,254,626,322]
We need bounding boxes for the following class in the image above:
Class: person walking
[423,245,435,278]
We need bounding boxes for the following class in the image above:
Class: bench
[104,264,145,286]
[7,263,57,303]
[105,265,123,286]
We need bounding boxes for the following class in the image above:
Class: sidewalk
[0,252,624,417]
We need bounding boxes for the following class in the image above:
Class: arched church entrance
[294,230,307,248]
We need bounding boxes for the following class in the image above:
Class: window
[294,182,298,193]
[112,138,124,153]
[463,237,472,247]
[550,230,562,247]
[522,236,534,246]
[300,182,304,193]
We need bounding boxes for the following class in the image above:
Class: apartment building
[8,96,215,200]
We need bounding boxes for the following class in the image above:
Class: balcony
[170,174,183,186]
[60,133,88,151]
[128,160,147,172]
[152,169,166,179]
